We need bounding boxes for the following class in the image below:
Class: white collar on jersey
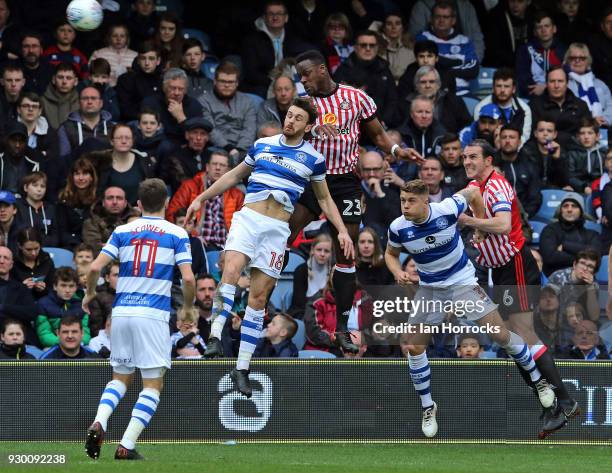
[279,134,304,149]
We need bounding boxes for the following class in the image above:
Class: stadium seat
[283,251,306,274]
[532,189,570,222]
[528,220,547,246]
[292,319,306,350]
[244,93,264,109]
[206,250,221,272]
[298,349,336,359]
[584,220,602,234]
[600,128,608,148]
[584,193,595,218]
[25,345,43,359]
[43,247,75,269]
[600,321,612,352]
[201,56,219,80]
[183,28,211,52]
[270,279,292,311]
[596,255,608,284]
[462,96,479,116]
[469,67,496,96]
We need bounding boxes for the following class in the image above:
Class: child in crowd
[0,319,36,360]
[90,24,138,86]
[132,108,165,158]
[73,243,94,266]
[171,310,206,359]
[42,20,89,79]
[568,118,606,194]
[253,314,299,358]
[456,334,484,359]
[76,262,91,296]
[36,267,90,348]
[88,315,111,358]
[87,58,120,121]
[14,172,59,247]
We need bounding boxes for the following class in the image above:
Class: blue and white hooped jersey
[387,194,477,286]
[244,134,327,213]
[101,216,192,322]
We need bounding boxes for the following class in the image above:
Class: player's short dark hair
[499,124,521,136]
[468,139,496,162]
[578,117,600,133]
[54,62,78,77]
[90,58,111,76]
[493,67,516,85]
[440,132,460,146]
[182,37,204,54]
[138,178,168,213]
[295,49,326,67]
[59,315,82,330]
[414,40,438,56]
[401,179,429,196]
[292,97,318,125]
[574,249,601,270]
[54,267,79,285]
[276,313,298,339]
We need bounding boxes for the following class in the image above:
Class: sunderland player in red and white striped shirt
[460,139,579,438]
[291,50,424,353]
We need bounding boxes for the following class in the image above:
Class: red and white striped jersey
[468,171,525,268]
[307,84,377,174]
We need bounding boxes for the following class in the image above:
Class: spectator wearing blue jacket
[459,103,502,148]
[416,1,479,95]
[253,314,298,358]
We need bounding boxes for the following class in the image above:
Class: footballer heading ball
[66,0,104,32]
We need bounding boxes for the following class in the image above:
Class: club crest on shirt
[322,113,337,125]
[295,152,307,163]
[339,100,351,110]
[436,217,448,229]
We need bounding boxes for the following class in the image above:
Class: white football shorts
[224,206,291,279]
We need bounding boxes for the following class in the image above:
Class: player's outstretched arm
[82,252,113,313]
[186,162,252,222]
[385,245,411,286]
[363,118,425,164]
[311,180,355,260]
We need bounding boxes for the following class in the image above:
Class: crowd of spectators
[0,0,610,362]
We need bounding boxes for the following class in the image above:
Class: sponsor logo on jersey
[425,235,436,244]
[322,113,337,125]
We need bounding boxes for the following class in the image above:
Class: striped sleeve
[358,89,377,120]
[174,230,193,266]
[310,154,327,181]
[101,231,120,259]
[489,180,513,214]
[450,194,467,216]
[245,141,260,168]
[387,221,402,248]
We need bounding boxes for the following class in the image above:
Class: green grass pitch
[0,443,609,473]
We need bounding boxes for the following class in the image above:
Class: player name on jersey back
[101,216,192,322]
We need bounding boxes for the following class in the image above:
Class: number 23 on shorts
[269,251,284,271]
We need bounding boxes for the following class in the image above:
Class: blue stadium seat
[462,96,479,116]
[43,247,75,269]
[298,349,336,359]
[528,220,547,246]
[201,56,219,80]
[584,193,595,218]
[532,189,571,222]
[292,319,306,350]
[206,250,221,272]
[183,28,211,52]
[596,255,608,284]
[282,252,306,274]
[469,67,496,95]
[25,345,44,359]
[244,93,264,108]
[600,128,608,148]
[584,220,602,234]
[600,321,612,352]
[270,279,292,311]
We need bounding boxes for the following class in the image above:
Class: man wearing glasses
[334,30,400,128]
